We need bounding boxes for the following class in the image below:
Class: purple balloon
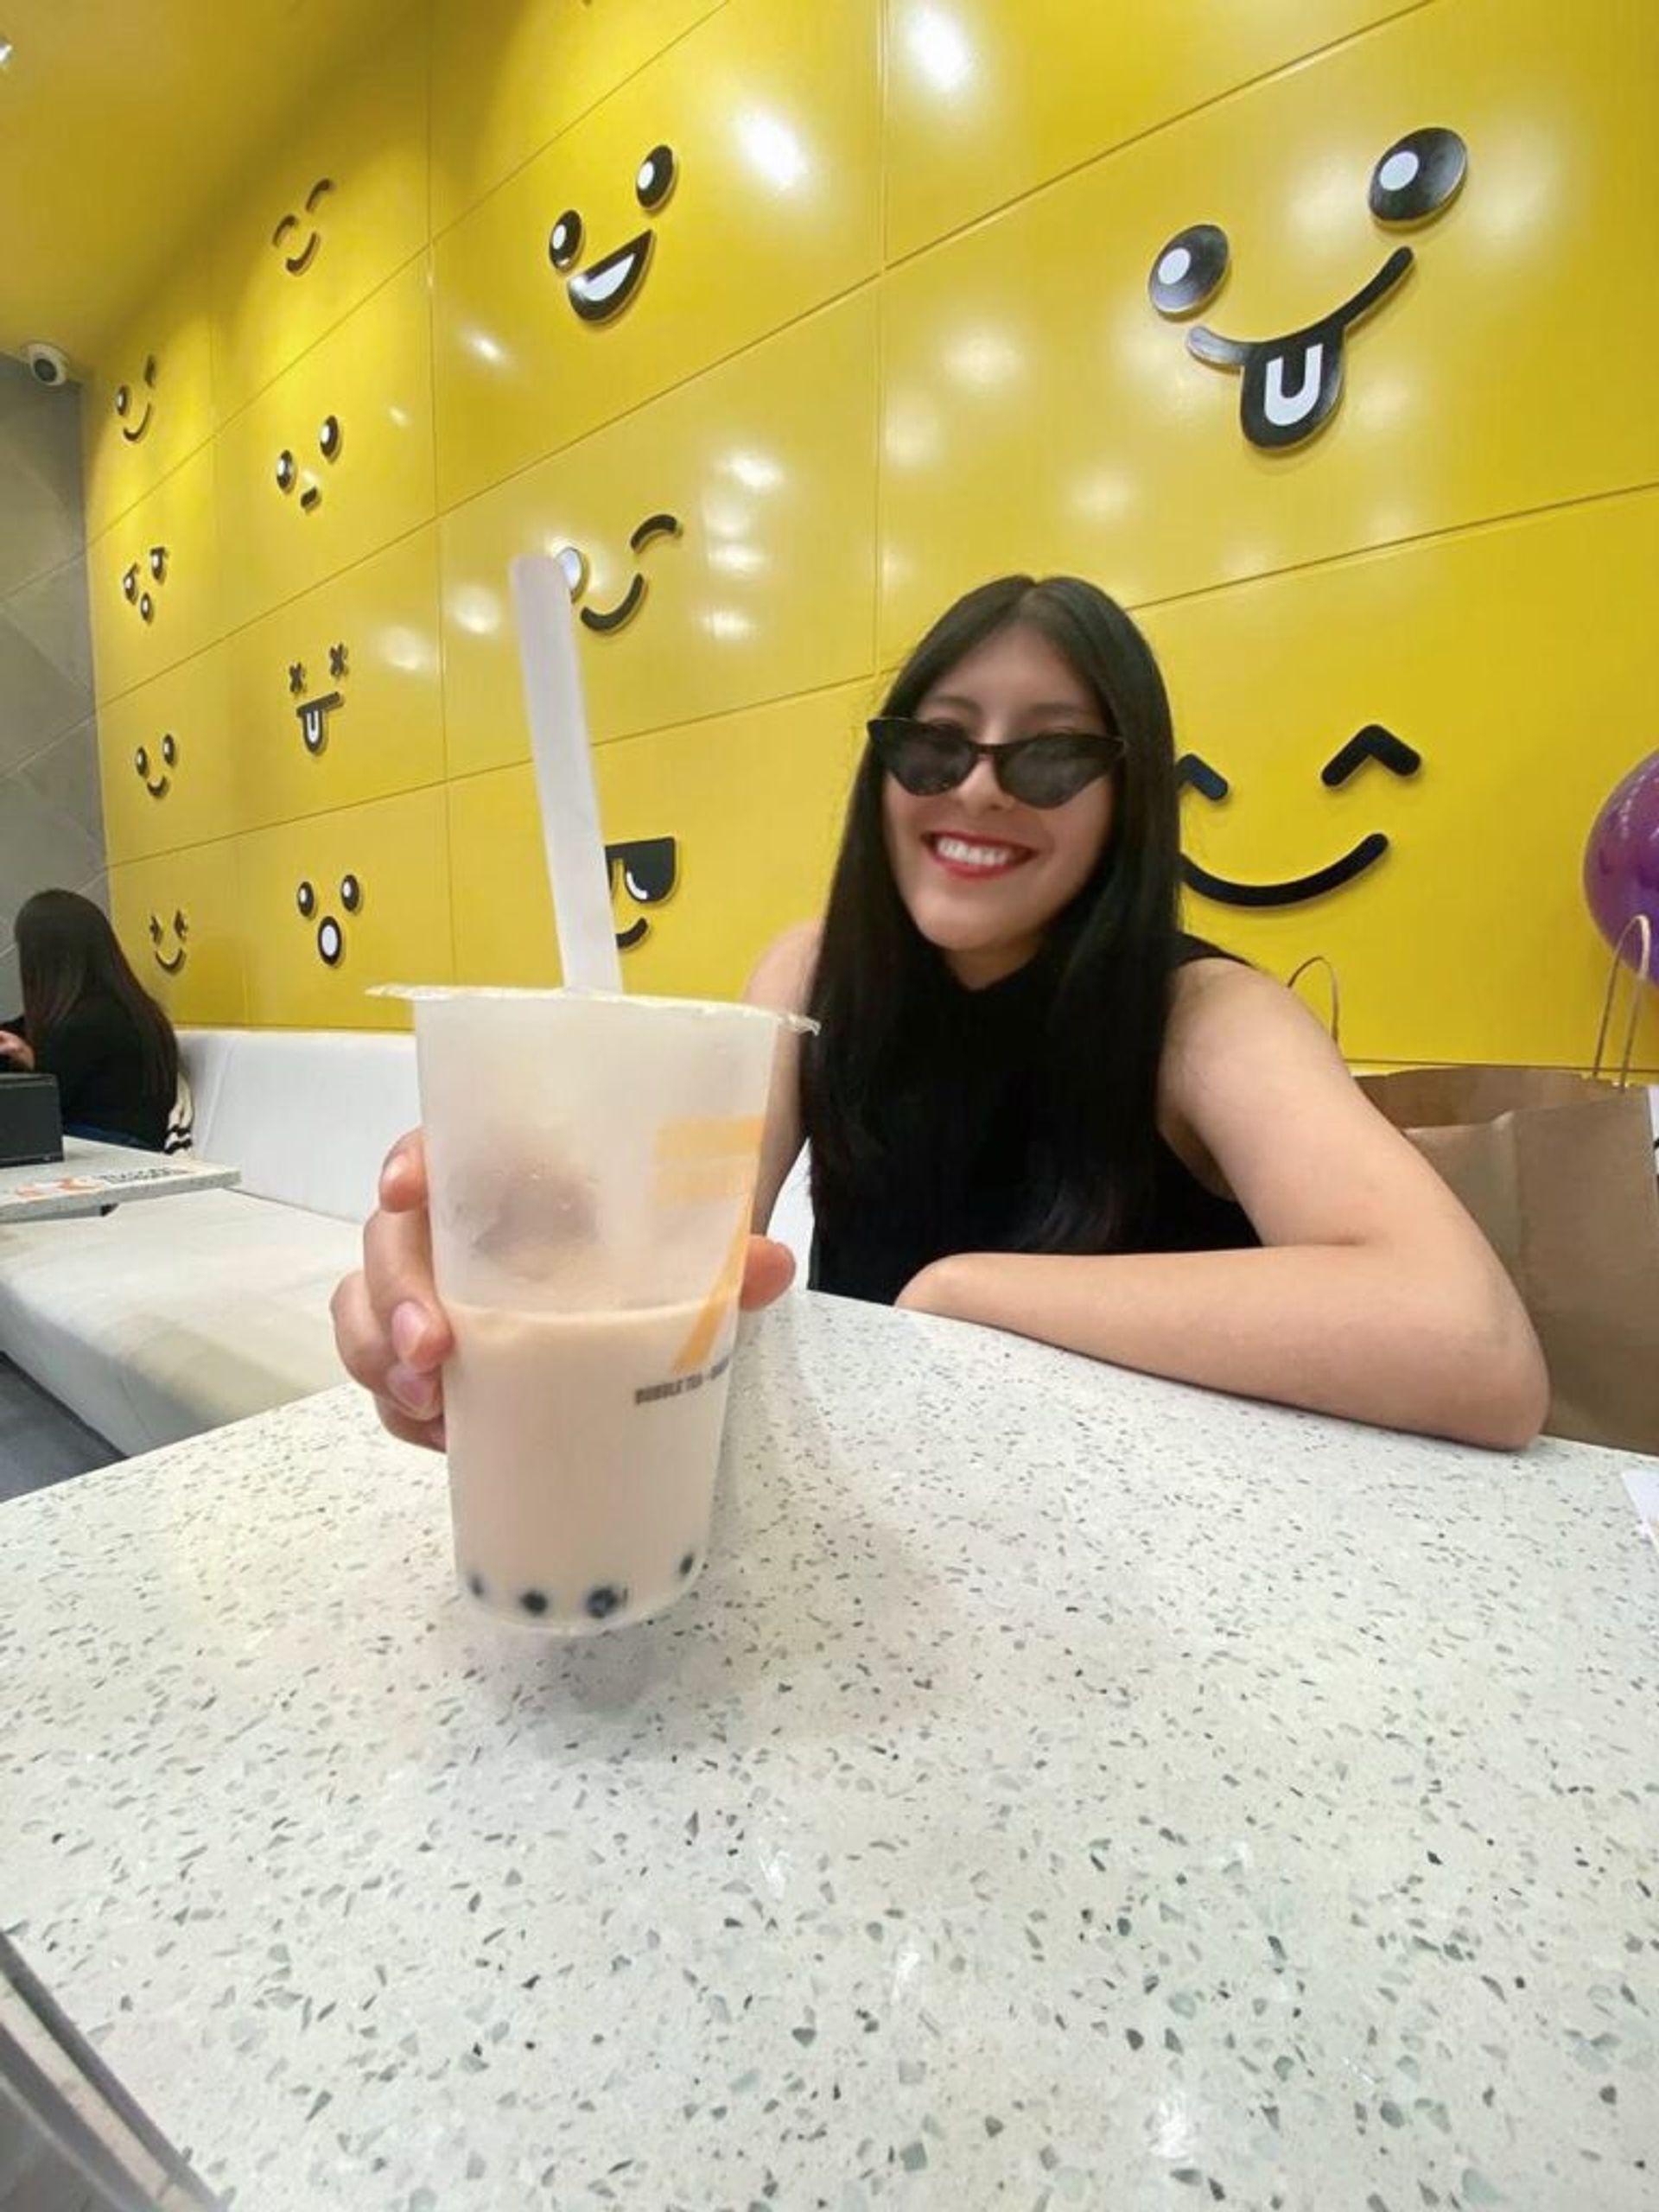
[1584,750,1659,978]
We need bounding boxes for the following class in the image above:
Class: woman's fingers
[378,1129,429,1214]
[740,1235,797,1312]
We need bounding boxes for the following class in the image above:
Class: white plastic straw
[509,554,623,995]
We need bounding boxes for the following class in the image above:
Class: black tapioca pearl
[678,1552,696,1580]
[467,1572,485,1599]
[585,1585,626,1621]
[519,1589,550,1618]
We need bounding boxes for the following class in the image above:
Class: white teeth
[933,835,1021,869]
[572,249,639,305]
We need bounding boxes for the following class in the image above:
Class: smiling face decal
[276,414,343,512]
[133,731,178,800]
[120,544,168,623]
[1149,127,1468,449]
[112,354,157,444]
[147,906,188,975]
[272,178,334,276]
[549,143,677,324]
[1178,724,1423,906]
[556,512,682,634]
[296,873,362,966]
[289,641,349,754]
[605,836,678,948]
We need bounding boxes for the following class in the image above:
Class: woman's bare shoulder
[744,922,823,1013]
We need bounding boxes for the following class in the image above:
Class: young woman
[334,575,1546,1451]
[0,888,179,1150]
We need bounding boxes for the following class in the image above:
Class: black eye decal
[139,593,154,622]
[1175,753,1230,802]
[1148,223,1230,317]
[319,415,342,461]
[134,747,149,776]
[174,910,188,938]
[276,449,297,493]
[149,545,167,581]
[149,914,162,943]
[1369,127,1467,226]
[122,565,139,601]
[636,143,676,213]
[143,354,157,387]
[114,385,130,418]
[296,880,315,918]
[161,732,177,767]
[548,210,583,270]
[340,874,362,913]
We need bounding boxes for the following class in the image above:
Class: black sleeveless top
[808,934,1258,1306]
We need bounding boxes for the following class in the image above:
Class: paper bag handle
[1591,913,1654,1090]
[1286,955,1342,1050]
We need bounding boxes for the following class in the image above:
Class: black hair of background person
[803,573,1187,1265]
[7,889,179,1147]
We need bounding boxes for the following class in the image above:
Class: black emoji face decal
[289,642,349,754]
[606,836,677,949]
[133,732,178,799]
[276,415,343,512]
[147,906,188,975]
[272,179,334,276]
[121,544,168,623]
[557,512,681,634]
[1149,127,1467,449]
[1179,725,1422,907]
[296,873,362,966]
[549,143,677,324]
[113,354,157,443]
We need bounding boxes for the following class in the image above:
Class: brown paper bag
[1289,927,1659,1455]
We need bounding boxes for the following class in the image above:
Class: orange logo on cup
[655,1115,764,1376]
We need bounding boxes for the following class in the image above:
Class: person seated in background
[0,889,179,1151]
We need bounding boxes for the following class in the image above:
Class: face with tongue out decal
[1149,127,1468,450]
[549,143,678,325]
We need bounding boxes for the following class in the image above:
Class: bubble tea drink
[403,988,796,1635]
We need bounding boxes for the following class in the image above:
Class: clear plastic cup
[389,988,804,1636]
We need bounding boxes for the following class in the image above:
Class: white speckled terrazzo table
[2,1293,1656,2212]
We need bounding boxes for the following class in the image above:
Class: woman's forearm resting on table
[897,1242,1549,1451]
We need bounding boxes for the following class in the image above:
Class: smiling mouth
[153,946,186,974]
[925,833,1036,881]
[284,233,321,276]
[615,916,651,950]
[143,775,169,798]
[1188,245,1414,447]
[582,574,647,633]
[1183,835,1390,909]
[568,233,654,324]
[300,485,321,512]
[120,406,153,444]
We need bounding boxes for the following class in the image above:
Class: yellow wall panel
[236,787,453,1029]
[97,647,235,865]
[448,679,868,994]
[430,0,728,233]
[86,444,222,702]
[109,840,247,1027]
[440,294,876,775]
[83,266,217,537]
[431,0,880,508]
[878,0,1659,658]
[884,0,1421,260]
[1148,489,1659,1071]
[214,260,436,633]
[211,22,429,417]
[226,526,444,832]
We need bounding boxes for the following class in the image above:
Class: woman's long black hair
[802,574,1182,1257]
[16,889,179,1108]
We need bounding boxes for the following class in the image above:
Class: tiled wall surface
[0,358,104,1015]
